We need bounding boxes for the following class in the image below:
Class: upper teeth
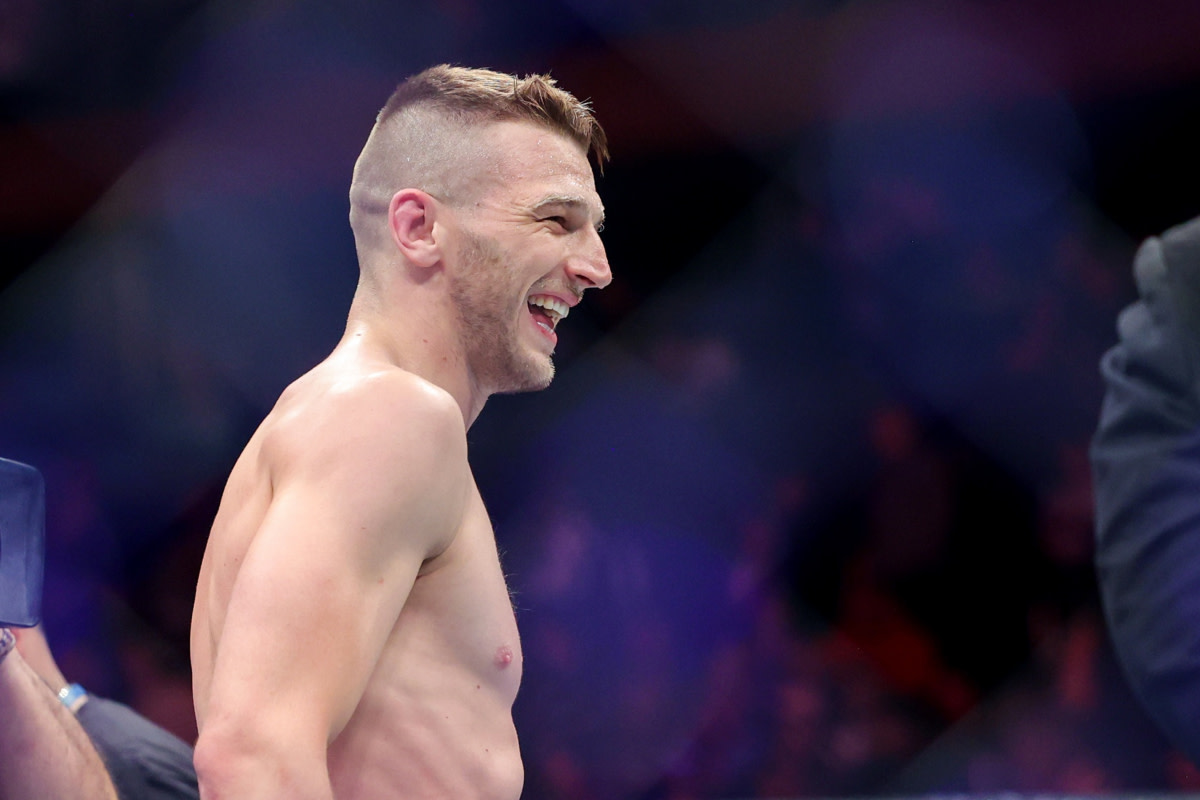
[529,295,569,323]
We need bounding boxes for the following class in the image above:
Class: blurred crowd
[7,1,1200,799]
[23,188,1200,800]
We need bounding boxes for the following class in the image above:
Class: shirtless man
[189,65,610,800]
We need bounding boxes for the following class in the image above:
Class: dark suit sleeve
[76,697,199,800]
[1092,215,1200,764]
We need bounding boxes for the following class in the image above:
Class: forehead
[472,120,603,216]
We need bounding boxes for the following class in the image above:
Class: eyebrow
[532,195,606,230]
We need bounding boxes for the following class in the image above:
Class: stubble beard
[451,230,555,395]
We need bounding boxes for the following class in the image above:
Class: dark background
[4,0,1200,797]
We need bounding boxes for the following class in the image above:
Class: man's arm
[1091,215,1200,764]
[193,376,468,799]
[0,628,119,800]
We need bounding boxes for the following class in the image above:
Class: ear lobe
[388,189,441,268]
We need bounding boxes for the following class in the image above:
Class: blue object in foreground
[0,457,44,628]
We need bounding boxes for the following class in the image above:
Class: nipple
[495,644,514,668]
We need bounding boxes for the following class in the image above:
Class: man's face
[445,121,611,395]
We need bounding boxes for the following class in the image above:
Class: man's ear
[388,189,441,268]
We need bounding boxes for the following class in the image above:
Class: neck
[342,291,489,428]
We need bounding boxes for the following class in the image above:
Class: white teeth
[528,295,569,323]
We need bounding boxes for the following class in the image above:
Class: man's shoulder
[260,362,472,553]
[276,362,463,436]
[263,363,467,477]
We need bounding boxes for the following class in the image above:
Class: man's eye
[544,216,567,227]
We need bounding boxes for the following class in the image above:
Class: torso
[191,361,524,800]
[327,487,524,799]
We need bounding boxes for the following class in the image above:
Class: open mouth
[528,295,569,333]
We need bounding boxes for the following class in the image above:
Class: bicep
[202,376,469,742]
[206,456,466,745]
[202,500,411,755]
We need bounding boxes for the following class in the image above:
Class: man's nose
[568,233,612,290]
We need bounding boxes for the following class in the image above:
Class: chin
[512,369,555,394]
[498,357,555,395]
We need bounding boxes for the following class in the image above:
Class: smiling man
[189,65,610,800]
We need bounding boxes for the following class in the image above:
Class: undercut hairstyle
[378,65,607,168]
[349,64,608,253]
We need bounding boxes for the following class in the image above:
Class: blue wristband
[57,682,88,713]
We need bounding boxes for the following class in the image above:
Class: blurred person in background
[1093,214,1200,767]
[0,624,198,800]
[0,623,115,800]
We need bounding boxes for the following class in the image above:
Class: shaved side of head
[348,65,608,270]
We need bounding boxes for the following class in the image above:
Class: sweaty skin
[191,355,524,800]
[191,119,609,800]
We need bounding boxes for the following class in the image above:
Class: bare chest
[328,489,525,799]
[402,487,523,690]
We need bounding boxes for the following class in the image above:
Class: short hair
[378,64,607,168]
[349,65,608,247]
